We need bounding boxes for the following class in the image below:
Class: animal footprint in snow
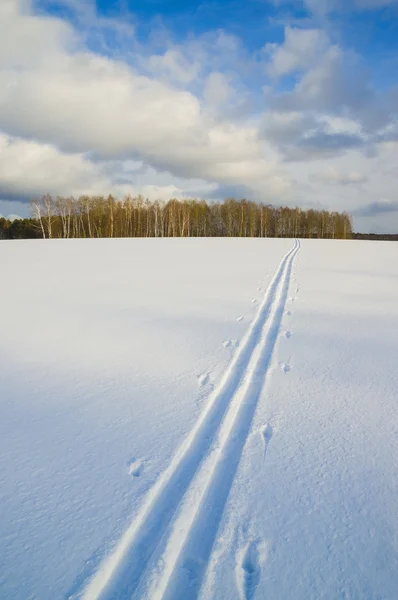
[284,330,292,339]
[128,458,143,478]
[260,423,273,458]
[251,298,258,304]
[257,287,262,292]
[236,539,267,600]
[198,372,210,387]
[260,423,273,453]
[223,339,232,348]
[237,316,245,322]
[280,361,291,373]
[285,310,292,316]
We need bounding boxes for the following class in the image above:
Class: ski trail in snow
[79,240,300,600]
[150,240,299,600]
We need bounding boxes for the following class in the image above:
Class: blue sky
[55,0,398,63]
[1,0,398,231]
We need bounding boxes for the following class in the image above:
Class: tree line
[352,232,398,241]
[0,195,353,240]
[0,217,38,240]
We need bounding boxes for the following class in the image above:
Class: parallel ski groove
[80,240,299,600]
[152,239,299,600]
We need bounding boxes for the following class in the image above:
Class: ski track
[78,239,300,600]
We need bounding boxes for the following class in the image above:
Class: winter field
[1,238,397,600]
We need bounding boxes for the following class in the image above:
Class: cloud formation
[0,0,397,232]
[264,28,329,77]
[353,199,398,216]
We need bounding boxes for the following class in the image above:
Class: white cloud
[286,140,398,231]
[0,2,289,200]
[0,0,77,68]
[204,72,231,106]
[0,133,110,198]
[320,115,363,136]
[272,45,373,117]
[146,49,200,84]
[311,167,367,184]
[0,133,222,202]
[264,27,330,77]
[0,50,202,157]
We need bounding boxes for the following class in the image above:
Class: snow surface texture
[0,238,397,600]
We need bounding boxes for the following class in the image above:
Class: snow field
[0,238,397,600]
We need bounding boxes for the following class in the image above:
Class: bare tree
[28,195,353,240]
[42,194,55,239]
[30,198,46,239]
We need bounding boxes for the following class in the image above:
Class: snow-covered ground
[0,238,397,600]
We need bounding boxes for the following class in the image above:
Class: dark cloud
[209,183,253,200]
[299,131,363,151]
[262,113,364,161]
[0,187,31,203]
[353,199,398,216]
[261,113,316,145]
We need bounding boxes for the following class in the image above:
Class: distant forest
[0,195,354,240]
[352,232,398,241]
